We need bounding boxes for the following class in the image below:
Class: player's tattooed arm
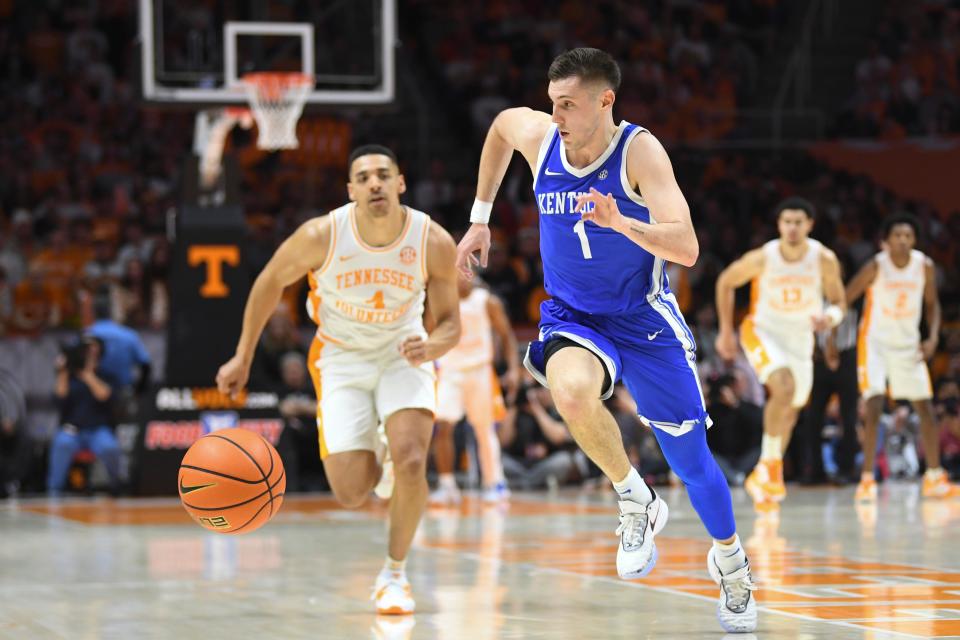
[921,258,941,360]
[843,257,878,306]
[402,221,461,366]
[578,132,698,266]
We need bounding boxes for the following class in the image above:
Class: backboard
[139,0,395,105]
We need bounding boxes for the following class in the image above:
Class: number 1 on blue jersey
[573,220,593,259]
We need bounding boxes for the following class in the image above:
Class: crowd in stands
[0,2,958,495]
[834,0,960,137]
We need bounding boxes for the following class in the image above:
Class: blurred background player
[456,47,756,633]
[430,274,520,505]
[715,197,846,507]
[844,213,957,501]
[216,145,461,615]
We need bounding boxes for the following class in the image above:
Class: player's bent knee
[392,447,428,481]
[331,485,370,509]
[767,370,795,400]
[550,376,603,421]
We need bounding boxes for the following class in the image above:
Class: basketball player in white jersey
[715,198,846,507]
[845,214,957,501]
[216,145,461,615]
[430,274,520,505]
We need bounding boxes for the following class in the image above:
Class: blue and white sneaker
[482,481,511,503]
[615,491,669,579]
[707,546,758,633]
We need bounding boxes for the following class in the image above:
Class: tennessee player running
[715,197,846,507]
[216,145,461,615]
[845,213,957,501]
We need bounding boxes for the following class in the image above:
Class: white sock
[381,556,406,578]
[925,467,944,480]
[612,467,654,505]
[438,473,457,490]
[760,434,782,461]
[713,535,748,575]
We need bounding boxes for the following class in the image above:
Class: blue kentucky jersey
[533,120,670,315]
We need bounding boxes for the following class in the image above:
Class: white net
[241,72,312,150]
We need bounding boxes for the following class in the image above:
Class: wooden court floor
[2,483,959,639]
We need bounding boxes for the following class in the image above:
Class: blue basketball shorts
[523,296,711,436]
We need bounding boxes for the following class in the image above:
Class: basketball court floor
[2,484,959,639]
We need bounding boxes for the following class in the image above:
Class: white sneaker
[707,546,758,633]
[429,484,462,505]
[615,492,669,579]
[482,481,510,503]
[374,425,394,500]
[372,572,415,615]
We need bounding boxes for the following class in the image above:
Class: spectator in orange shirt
[12,267,61,335]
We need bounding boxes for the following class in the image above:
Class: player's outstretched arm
[457,108,552,277]
[714,248,765,360]
[577,132,697,266]
[812,249,847,332]
[400,222,462,366]
[921,258,941,360]
[216,218,330,396]
[486,292,522,402]
[844,258,878,306]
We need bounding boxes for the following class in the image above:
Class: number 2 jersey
[305,203,431,351]
[533,120,671,315]
[861,249,927,348]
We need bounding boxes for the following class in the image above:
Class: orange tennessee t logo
[188,245,240,297]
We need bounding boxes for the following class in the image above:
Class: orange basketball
[178,427,285,534]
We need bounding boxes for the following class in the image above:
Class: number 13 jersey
[306,203,431,351]
[534,120,671,315]
[749,239,824,333]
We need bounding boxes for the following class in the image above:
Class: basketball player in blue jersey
[456,48,756,633]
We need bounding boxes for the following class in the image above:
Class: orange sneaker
[855,477,877,502]
[745,460,786,505]
[922,470,960,499]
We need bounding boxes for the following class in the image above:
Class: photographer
[47,336,122,495]
[499,372,587,489]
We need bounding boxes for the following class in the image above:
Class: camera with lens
[60,337,93,374]
[514,383,529,407]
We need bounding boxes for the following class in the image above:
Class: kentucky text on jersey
[533,120,664,314]
[336,268,418,292]
[536,192,595,215]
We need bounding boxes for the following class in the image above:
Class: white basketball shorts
[306,336,436,458]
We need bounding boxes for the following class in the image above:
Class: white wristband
[470,199,493,224]
[824,304,843,328]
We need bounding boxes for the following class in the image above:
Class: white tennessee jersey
[438,287,493,372]
[306,203,431,351]
[862,249,927,347]
[749,238,824,332]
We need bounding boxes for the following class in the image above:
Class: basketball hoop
[241,72,312,150]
